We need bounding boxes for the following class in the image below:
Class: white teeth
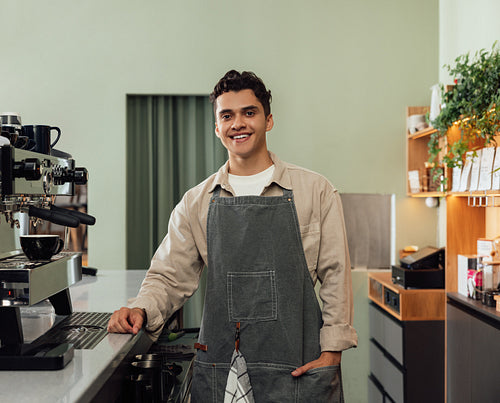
[233,134,249,139]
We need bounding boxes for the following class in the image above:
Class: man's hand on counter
[107,307,146,334]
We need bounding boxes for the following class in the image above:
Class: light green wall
[0,0,440,270]
[440,0,500,84]
[437,0,500,247]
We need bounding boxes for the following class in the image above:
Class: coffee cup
[20,234,64,261]
[14,135,31,149]
[23,125,61,154]
[1,126,18,145]
[2,126,32,149]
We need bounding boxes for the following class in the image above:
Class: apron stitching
[211,363,216,403]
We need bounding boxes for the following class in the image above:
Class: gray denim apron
[190,187,343,402]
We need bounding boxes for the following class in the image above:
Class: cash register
[392,246,445,289]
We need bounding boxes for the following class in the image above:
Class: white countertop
[0,269,150,403]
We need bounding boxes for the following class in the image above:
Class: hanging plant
[428,42,500,183]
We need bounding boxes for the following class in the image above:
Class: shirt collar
[209,151,292,193]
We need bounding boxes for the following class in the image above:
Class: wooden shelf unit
[406,106,448,196]
[405,105,500,292]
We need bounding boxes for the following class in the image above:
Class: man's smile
[229,133,252,141]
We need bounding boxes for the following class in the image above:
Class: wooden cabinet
[368,272,445,321]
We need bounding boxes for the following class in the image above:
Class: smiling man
[214,88,273,174]
[108,70,357,402]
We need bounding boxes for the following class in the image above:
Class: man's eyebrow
[218,108,233,116]
[218,105,259,116]
[242,105,259,111]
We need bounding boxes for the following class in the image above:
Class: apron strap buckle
[194,343,208,351]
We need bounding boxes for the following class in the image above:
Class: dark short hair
[210,70,272,116]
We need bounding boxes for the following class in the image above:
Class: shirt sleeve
[128,194,205,339]
[316,186,358,352]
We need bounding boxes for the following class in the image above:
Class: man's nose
[232,114,246,130]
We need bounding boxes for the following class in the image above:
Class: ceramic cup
[20,234,64,260]
[23,125,61,154]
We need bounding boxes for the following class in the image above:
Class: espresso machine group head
[0,140,95,370]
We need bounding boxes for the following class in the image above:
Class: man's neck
[228,151,273,176]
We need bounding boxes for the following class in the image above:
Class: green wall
[0,0,440,269]
[440,0,500,83]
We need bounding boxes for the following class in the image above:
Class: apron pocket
[227,270,277,322]
[298,365,343,403]
[191,361,230,403]
[247,363,297,402]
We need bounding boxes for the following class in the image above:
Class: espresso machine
[0,127,95,369]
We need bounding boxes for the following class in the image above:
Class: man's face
[214,89,273,161]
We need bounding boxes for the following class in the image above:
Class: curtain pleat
[126,95,226,327]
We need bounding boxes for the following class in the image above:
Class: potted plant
[428,42,500,184]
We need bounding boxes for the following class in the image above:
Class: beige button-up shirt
[129,152,358,352]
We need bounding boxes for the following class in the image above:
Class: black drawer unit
[368,302,444,403]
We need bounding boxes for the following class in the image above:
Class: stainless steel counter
[0,269,151,403]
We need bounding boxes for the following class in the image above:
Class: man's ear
[215,123,221,139]
[266,114,274,132]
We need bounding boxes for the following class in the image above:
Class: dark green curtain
[126,95,227,326]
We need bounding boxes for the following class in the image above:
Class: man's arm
[108,193,205,337]
[293,185,357,376]
[316,187,357,352]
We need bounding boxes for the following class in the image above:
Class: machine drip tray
[33,311,112,350]
[0,312,111,370]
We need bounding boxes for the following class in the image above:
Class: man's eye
[246,111,255,116]
[222,114,231,120]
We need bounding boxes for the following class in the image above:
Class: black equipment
[392,247,445,289]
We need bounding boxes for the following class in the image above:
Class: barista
[108,70,358,401]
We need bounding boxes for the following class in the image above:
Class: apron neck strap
[211,185,293,199]
[212,186,222,199]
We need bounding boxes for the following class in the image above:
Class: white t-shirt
[228,165,275,196]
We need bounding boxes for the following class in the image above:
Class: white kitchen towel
[224,349,255,403]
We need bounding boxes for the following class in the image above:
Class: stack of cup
[407,114,429,134]
[1,112,24,147]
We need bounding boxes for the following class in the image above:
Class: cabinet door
[446,304,471,401]
[369,340,404,403]
[447,302,500,402]
[469,310,500,401]
[369,303,404,364]
[368,375,384,403]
